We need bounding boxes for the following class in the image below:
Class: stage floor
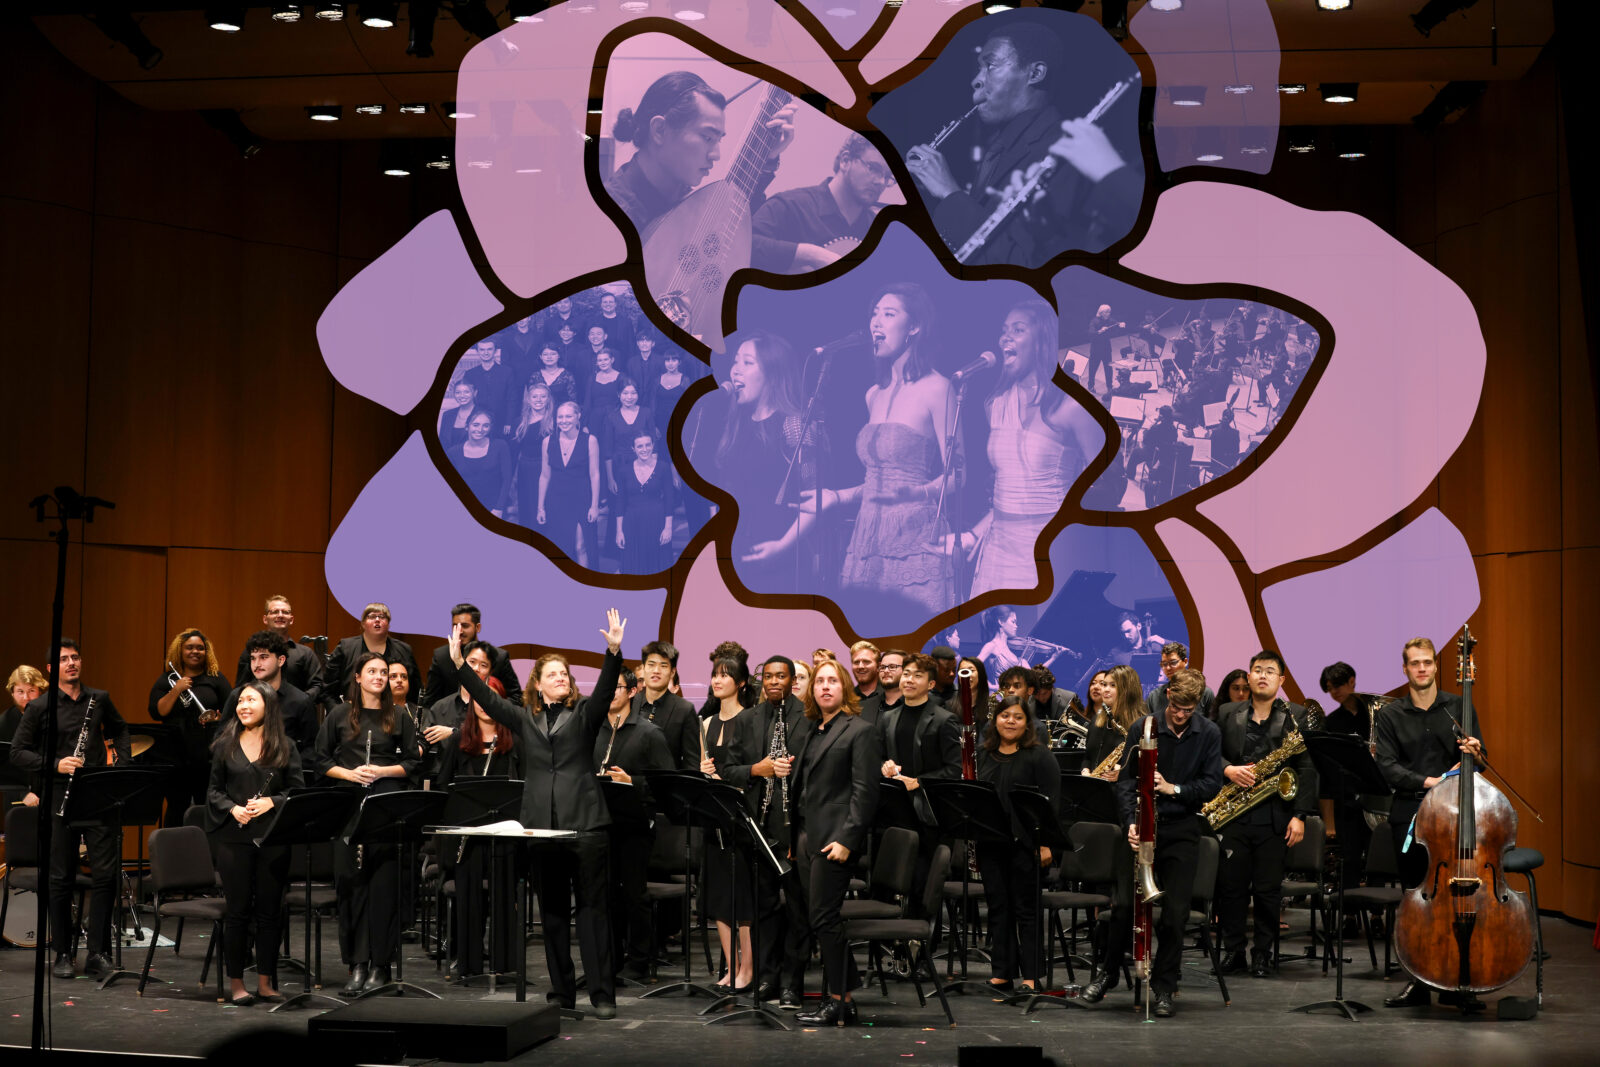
[0,913,1591,1065]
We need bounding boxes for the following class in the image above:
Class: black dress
[614,456,677,574]
[713,411,825,592]
[653,373,689,437]
[514,421,552,525]
[147,671,231,819]
[448,438,514,512]
[702,710,755,924]
[542,429,597,564]
[587,372,625,421]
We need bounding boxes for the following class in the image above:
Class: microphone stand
[778,345,836,594]
[931,378,970,606]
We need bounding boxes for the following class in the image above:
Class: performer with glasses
[752,134,891,273]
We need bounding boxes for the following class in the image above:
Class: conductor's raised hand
[448,629,464,668]
[600,608,627,653]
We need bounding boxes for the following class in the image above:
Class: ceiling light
[383,166,412,177]
[985,3,1016,12]
[306,105,342,121]
[509,0,549,20]
[200,109,262,158]
[399,102,429,114]
[620,0,652,11]
[569,1,599,11]
[515,168,543,174]
[1287,131,1317,154]
[1320,83,1358,104]
[427,157,453,170]
[445,101,477,119]
[1240,140,1270,156]
[358,2,397,27]
[674,2,707,19]
[825,2,859,16]
[271,3,302,21]
[1193,128,1224,163]
[206,5,246,31]
[1412,0,1480,37]
[408,0,437,55]
[1147,0,1183,10]
[380,141,412,176]
[1317,0,1352,10]
[1334,131,1369,159]
[1169,86,1205,107]
[88,12,164,68]
[355,103,386,115]
[1278,83,1307,95]
[1223,84,1254,95]
[313,3,345,19]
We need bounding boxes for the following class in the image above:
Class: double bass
[1394,626,1535,1009]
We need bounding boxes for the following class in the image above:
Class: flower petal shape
[672,542,849,669]
[316,210,502,416]
[798,1,889,51]
[1263,508,1479,695]
[1154,516,1262,679]
[859,0,982,86]
[325,432,666,643]
[1123,182,1486,572]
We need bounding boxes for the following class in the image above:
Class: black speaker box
[307,998,560,1062]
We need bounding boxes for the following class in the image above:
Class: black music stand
[596,779,654,991]
[436,779,524,991]
[1060,775,1119,827]
[1290,733,1390,1021]
[256,788,363,1012]
[637,770,721,1003]
[56,768,163,990]
[692,779,790,1031]
[920,779,1011,993]
[1005,787,1082,1013]
[347,790,450,1001]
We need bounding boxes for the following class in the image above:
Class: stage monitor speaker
[307,998,560,1062]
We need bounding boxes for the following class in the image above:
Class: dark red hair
[459,676,514,755]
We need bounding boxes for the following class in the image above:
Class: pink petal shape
[456,8,854,301]
[316,211,503,416]
[797,1,889,51]
[859,0,982,86]
[1153,517,1261,683]
[1263,508,1478,697]
[1123,183,1485,572]
[1129,0,1279,175]
[324,433,665,643]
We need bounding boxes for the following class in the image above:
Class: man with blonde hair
[232,595,324,694]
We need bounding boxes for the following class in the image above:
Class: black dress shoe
[755,981,779,1002]
[1438,990,1486,1014]
[987,978,1014,993]
[363,966,392,994]
[546,991,577,1010]
[52,954,76,980]
[1250,952,1272,978]
[592,1000,617,1020]
[1219,951,1249,975]
[779,989,801,1010]
[1384,980,1431,1008]
[1153,991,1175,1018]
[839,1000,859,1027]
[341,964,369,997]
[84,954,112,979]
[796,999,845,1026]
[1080,966,1114,1004]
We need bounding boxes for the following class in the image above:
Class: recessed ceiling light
[515,168,544,174]
[271,3,302,21]
[445,102,477,119]
[1320,83,1358,104]
[359,2,396,27]
[509,0,548,20]
[1224,84,1254,95]
[426,157,452,170]
[1287,131,1317,153]
[355,103,385,115]
[619,0,651,11]
[306,105,341,121]
[1278,83,1308,95]
[1169,86,1205,107]
[1318,0,1353,11]
[1148,0,1183,10]
[1240,143,1270,156]
[313,3,345,20]
[206,5,245,32]
[398,103,429,114]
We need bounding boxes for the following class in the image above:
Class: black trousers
[1217,819,1286,956]
[161,761,209,828]
[796,830,859,996]
[334,841,399,966]
[607,828,653,972]
[756,858,810,991]
[453,841,518,975]
[975,841,1045,981]
[215,839,289,982]
[1390,801,1428,891]
[47,815,117,957]
[537,832,614,1006]
[1102,815,1201,996]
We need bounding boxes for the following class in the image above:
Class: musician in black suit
[791,658,882,1027]
[634,640,701,770]
[221,630,319,755]
[9,640,130,982]
[313,603,418,711]
[1213,650,1318,979]
[422,602,522,709]
[206,681,305,1005]
[877,654,962,799]
[231,595,324,694]
[903,15,1141,268]
[722,656,811,1006]
[448,610,626,1019]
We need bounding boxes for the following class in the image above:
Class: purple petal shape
[798,1,888,51]
[325,433,665,643]
[1123,183,1485,572]
[1263,509,1479,696]
[860,0,982,86]
[316,211,503,416]
[1154,517,1261,682]
[1130,0,1280,175]
[456,9,853,301]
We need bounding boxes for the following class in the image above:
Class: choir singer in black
[449,609,626,1019]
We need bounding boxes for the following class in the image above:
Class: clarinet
[56,697,97,818]
[357,728,373,869]
[761,713,789,820]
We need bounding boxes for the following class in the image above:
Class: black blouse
[206,741,306,841]
[313,703,421,787]
[978,743,1062,838]
[437,735,524,788]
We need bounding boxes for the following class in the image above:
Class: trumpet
[167,661,220,726]
[908,103,980,166]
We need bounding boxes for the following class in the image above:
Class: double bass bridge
[1449,875,1484,897]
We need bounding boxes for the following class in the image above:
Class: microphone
[951,350,997,381]
[813,329,867,355]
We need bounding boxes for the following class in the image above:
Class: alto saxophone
[1087,707,1128,779]
[1201,721,1306,830]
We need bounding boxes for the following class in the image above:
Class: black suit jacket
[234,640,324,695]
[723,695,809,835]
[1214,700,1319,831]
[789,712,882,857]
[456,650,622,832]
[631,690,701,771]
[877,700,962,782]
[315,635,418,709]
[424,641,522,708]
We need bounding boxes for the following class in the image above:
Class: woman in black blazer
[206,681,305,1006]
[449,609,625,1018]
[975,695,1060,993]
[314,651,421,996]
[790,658,882,1027]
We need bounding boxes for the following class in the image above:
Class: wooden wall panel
[0,199,92,542]
[1561,547,1600,870]
[165,548,330,681]
[0,24,95,211]
[1558,135,1600,550]
[0,539,82,681]
[1560,864,1599,927]
[1473,58,1560,217]
[79,544,167,724]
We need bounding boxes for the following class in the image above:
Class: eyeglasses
[852,157,896,186]
[1249,666,1281,677]
[364,612,388,620]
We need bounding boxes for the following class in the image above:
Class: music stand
[596,779,654,991]
[637,771,722,1003]
[1060,775,1119,828]
[692,779,790,1031]
[56,768,163,990]
[436,779,524,992]
[256,788,363,1012]
[1290,733,1390,1021]
[1005,787,1082,1014]
[346,790,450,1001]
[920,779,1011,993]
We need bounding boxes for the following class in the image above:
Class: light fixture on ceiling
[200,109,262,158]
[509,0,549,21]
[824,1,859,16]
[88,12,164,68]
[407,0,437,56]
[1334,130,1369,159]
[1169,86,1205,107]
[355,103,386,115]
[306,105,342,121]
[313,2,345,20]
[445,101,478,119]
[1286,130,1317,153]
[271,3,303,21]
[206,5,246,32]
[1278,83,1307,95]
[985,2,1017,13]
[1320,83,1358,104]
[1193,128,1224,163]
[1147,0,1183,10]
[426,156,453,170]
[1317,0,1352,11]
[619,0,653,12]
[1412,0,1479,36]
[398,102,429,114]
[1224,84,1254,95]
[358,2,397,28]
[380,142,412,177]
[674,2,708,20]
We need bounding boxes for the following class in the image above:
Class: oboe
[56,697,96,818]
[761,713,789,820]
[908,102,981,166]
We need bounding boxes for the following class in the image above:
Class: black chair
[1274,814,1328,972]
[843,843,956,1025]
[939,841,986,978]
[1179,834,1230,1006]
[285,841,338,988]
[1043,821,1117,986]
[134,825,226,1000]
[842,827,918,922]
[1339,828,1403,977]
[1,805,89,954]
[1502,847,1545,1006]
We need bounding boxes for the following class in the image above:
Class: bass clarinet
[56,697,97,818]
[1132,714,1163,1022]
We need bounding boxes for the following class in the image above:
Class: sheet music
[427,821,578,839]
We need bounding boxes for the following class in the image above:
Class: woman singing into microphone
[448,610,625,1019]
[791,658,882,1027]
[206,681,304,1006]
[314,651,420,996]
